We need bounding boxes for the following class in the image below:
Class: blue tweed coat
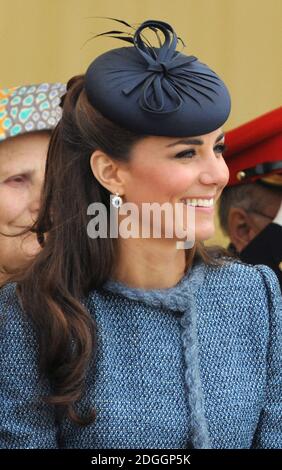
[0,260,281,449]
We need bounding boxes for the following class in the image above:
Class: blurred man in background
[219,107,282,290]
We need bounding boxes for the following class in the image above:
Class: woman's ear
[90,150,125,195]
[227,207,258,252]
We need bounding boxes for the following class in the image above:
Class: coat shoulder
[0,282,38,356]
[205,259,281,296]
[201,260,281,325]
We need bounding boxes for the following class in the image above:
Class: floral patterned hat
[0,82,66,141]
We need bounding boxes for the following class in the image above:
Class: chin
[21,235,41,257]
[195,224,215,242]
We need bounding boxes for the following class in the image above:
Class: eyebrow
[166,132,225,147]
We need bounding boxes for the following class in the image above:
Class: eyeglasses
[247,209,273,221]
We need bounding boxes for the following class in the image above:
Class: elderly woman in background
[0,83,65,285]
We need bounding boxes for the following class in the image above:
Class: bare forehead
[0,133,50,178]
[0,131,50,159]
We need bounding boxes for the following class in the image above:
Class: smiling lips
[180,197,215,208]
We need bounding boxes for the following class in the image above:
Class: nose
[198,153,229,187]
[28,182,42,219]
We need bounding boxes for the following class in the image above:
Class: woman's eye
[175,149,196,159]
[214,143,227,155]
[5,175,27,185]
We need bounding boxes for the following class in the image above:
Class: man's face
[246,185,282,235]
[226,182,282,253]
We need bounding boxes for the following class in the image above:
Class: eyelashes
[4,175,29,186]
[175,149,196,159]
[175,143,227,159]
[214,143,227,154]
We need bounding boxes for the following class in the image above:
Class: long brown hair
[16,75,229,424]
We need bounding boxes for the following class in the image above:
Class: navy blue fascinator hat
[85,19,231,137]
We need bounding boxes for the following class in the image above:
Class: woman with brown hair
[0,20,281,449]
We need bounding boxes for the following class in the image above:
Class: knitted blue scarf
[103,260,211,449]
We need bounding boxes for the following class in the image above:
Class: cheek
[160,167,193,193]
[0,232,40,268]
[126,164,192,202]
[0,188,28,226]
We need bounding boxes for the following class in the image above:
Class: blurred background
[1,0,282,245]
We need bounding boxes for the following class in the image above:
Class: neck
[112,238,188,289]
[0,271,8,287]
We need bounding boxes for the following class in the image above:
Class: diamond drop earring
[111,192,123,208]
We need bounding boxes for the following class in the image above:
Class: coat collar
[102,259,211,448]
